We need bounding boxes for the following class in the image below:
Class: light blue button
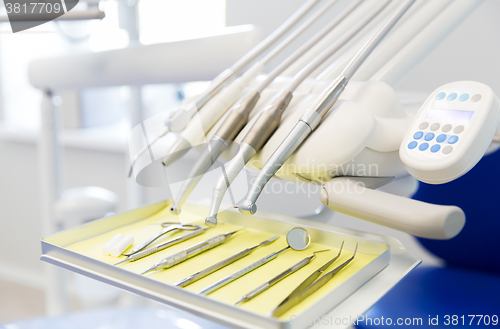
[431,144,441,153]
[448,135,459,144]
[436,134,447,143]
[447,93,457,101]
[413,131,424,140]
[459,93,469,102]
[419,143,429,151]
[436,92,446,100]
[425,133,435,141]
[408,141,417,149]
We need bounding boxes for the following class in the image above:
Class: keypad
[419,143,429,151]
[448,135,459,144]
[431,145,441,153]
[419,122,429,130]
[454,125,464,134]
[425,133,435,141]
[443,146,453,154]
[413,131,423,140]
[442,124,452,133]
[408,141,417,149]
[436,134,447,143]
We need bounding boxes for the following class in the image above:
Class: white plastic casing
[400,81,500,184]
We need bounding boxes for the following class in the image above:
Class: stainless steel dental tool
[141,229,243,275]
[161,0,340,168]
[127,0,320,176]
[205,0,390,226]
[271,243,357,317]
[122,222,201,257]
[115,227,210,266]
[198,227,310,295]
[235,249,331,305]
[174,235,280,288]
[237,0,417,216]
[168,0,364,215]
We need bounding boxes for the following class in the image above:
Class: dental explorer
[198,227,310,295]
[115,227,210,266]
[271,244,357,317]
[206,0,390,226]
[141,229,243,275]
[161,0,340,168]
[235,249,331,305]
[169,0,363,215]
[174,235,279,288]
[127,0,320,176]
[237,0,417,216]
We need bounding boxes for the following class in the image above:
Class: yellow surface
[65,207,381,320]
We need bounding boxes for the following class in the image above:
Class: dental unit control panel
[400,81,500,184]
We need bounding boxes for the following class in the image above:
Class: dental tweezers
[115,227,209,265]
[271,243,357,317]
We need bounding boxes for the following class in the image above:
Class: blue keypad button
[436,92,446,100]
[408,141,417,149]
[431,144,441,153]
[447,93,457,101]
[424,133,435,141]
[413,131,424,140]
[448,135,459,144]
[436,134,447,143]
[459,93,469,102]
[419,143,429,151]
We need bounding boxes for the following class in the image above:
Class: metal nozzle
[237,200,257,215]
[169,205,180,215]
[205,216,218,227]
[235,297,245,305]
[162,136,192,167]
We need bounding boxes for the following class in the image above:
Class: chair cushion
[356,266,500,329]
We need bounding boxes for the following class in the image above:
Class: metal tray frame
[41,200,420,329]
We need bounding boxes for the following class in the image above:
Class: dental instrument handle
[238,0,416,215]
[320,177,465,240]
[142,230,240,274]
[237,254,314,304]
[116,228,207,265]
[199,246,289,295]
[176,248,253,288]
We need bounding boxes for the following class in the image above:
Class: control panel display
[425,109,474,123]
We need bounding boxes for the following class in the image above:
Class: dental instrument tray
[41,200,419,329]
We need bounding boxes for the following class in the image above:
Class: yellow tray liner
[65,206,380,320]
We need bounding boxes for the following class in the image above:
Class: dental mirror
[286,227,311,251]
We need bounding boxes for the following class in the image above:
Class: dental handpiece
[141,229,242,275]
[205,0,388,225]
[237,0,417,216]
[115,228,209,265]
[169,0,362,214]
[160,0,330,167]
[174,235,279,288]
[198,246,290,295]
[235,250,328,304]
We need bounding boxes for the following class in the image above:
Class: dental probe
[174,235,279,288]
[128,0,320,176]
[141,229,243,275]
[115,227,209,266]
[206,0,388,226]
[237,0,417,216]
[235,249,330,304]
[169,0,362,214]
[161,0,339,167]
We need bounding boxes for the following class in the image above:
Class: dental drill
[128,0,320,175]
[237,0,417,216]
[160,0,338,168]
[204,0,390,226]
[168,0,364,215]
